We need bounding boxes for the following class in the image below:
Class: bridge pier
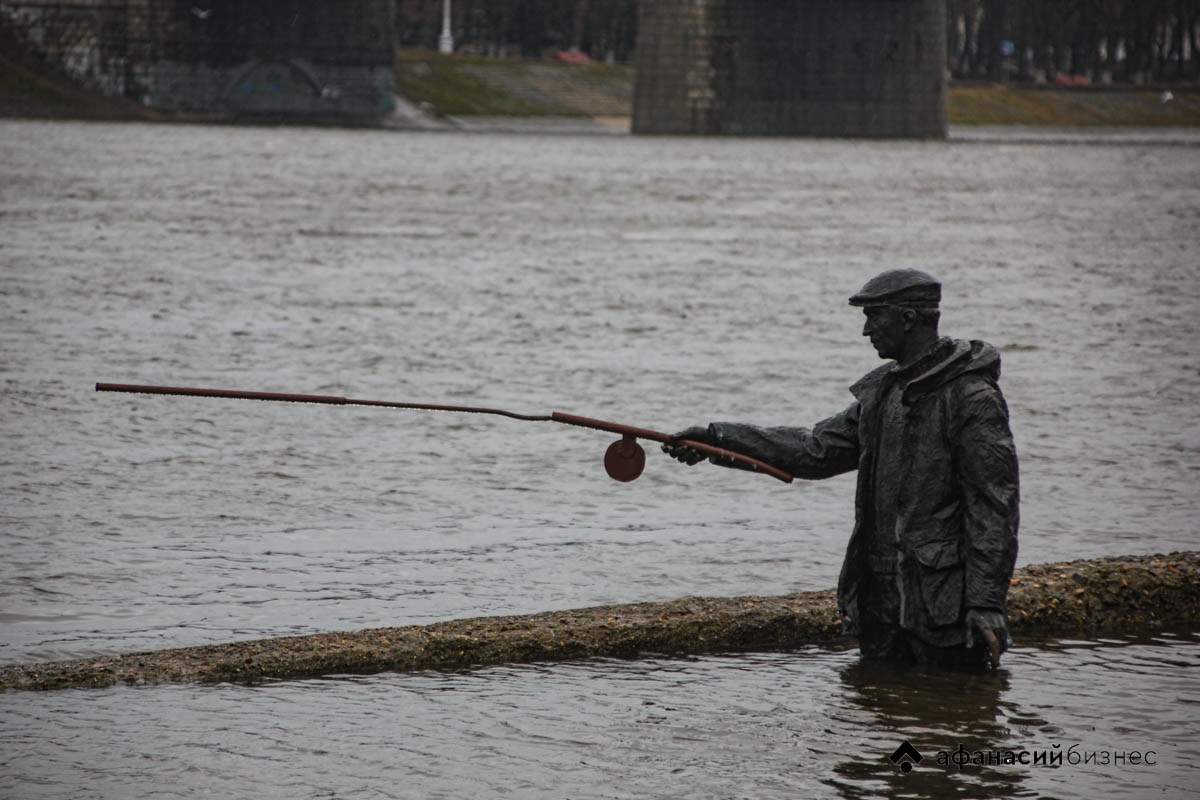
[633,0,947,138]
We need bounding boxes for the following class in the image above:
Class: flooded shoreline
[3,552,1195,692]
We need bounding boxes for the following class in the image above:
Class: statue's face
[861,305,908,361]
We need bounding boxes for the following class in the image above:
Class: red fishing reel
[604,435,646,482]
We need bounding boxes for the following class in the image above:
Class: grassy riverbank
[949,82,1200,126]
[3,43,1198,126]
[396,49,1200,127]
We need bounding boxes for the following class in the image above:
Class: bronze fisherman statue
[665,270,1020,668]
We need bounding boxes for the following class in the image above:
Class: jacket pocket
[912,539,964,627]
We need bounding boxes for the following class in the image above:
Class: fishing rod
[95,383,793,484]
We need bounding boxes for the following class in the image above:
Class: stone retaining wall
[0,0,396,121]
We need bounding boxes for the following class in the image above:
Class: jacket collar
[898,337,972,396]
[850,337,994,404]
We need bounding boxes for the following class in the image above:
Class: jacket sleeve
[708,403,861,480]
[953,378,1020,611]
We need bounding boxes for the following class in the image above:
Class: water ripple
[1,120,1198,797]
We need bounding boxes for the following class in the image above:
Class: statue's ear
[901,307,918,329]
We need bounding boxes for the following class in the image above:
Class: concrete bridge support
[633,0,947,138]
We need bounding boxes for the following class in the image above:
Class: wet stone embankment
[1,552,1196,692]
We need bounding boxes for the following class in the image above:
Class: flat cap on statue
[848,269,942,308]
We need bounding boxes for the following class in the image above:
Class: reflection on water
[1,120,1198,798]
[830,662,1021,800]
[826,630,1200,800]
[0,632,1196,799]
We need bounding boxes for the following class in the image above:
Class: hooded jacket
[708,337,1019,648]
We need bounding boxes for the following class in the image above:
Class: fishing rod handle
[550,412,793,483]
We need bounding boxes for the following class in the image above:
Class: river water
[1,120,1198,798]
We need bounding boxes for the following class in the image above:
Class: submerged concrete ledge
[2,552,1196,692]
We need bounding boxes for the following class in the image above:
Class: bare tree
[395,0,1196,81]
